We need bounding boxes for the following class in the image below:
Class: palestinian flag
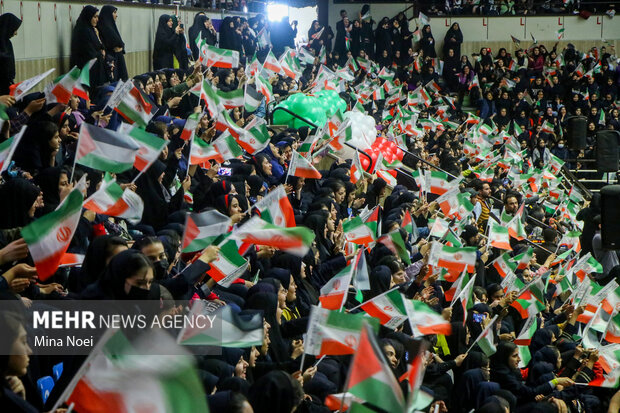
[83,174,144,225]
[233,216,315,257]
[206,240,249,287]
[305,306,378,356]
[512,247,533,270]
[127,126,167,171]
[0,125,26,174]
[491,252,517,278]
[216,88,244,109]
[488,221,512,250]
[181,209,230,252]
[244,82,263,113]
[468,315,498,356]
[263,50,282,75]
[514,315,537,345]
[377,230,411,265]
[511,279,546,318]
[428,243,477,275]
[359,288,408,329]
[21,180,85,281]
[343,216,375,245]
[404,299,452,337]
[346,324,406,413]
[75,123,140,173]
[114,83,154,128]
[238,118,270,154]
[67,331,210,413]
[362,205,381,237]
[178,301,263,347]
[254,185,295,227]
[206,45,239,68]
[288,150,322,179]
[352,248,370,292]
[401,210,418,238]
[49,66,80,104]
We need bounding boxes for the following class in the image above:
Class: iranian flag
[125,126,167,171]
[21,180,85,281]
[58,253,85,268]
[49,66,80,104]
[604,311,620,343]
[238,117,270,154]
[180,113,200,141]
[343,216,375,245]
[0,125,26,173]
[488,221,512,250]
[9,68,55,101]
[358,288,408,329]
[288,150,322,179]
[263,50,282,75]
[428,243,477,275]
[404,299,452,337]
[491,252,517,278]
[559,230,582,253]
[514,315,538,345]
[467,315,498,356]
[191,80,223,118]
[83,174,144,225]
[601,285,620,315]
[279,50,301,79]
[305,306,378,356]
[61,330,210,413]
[255,74,273,103]
[114,83,154,128]
[428,170,451,195]
[178,301,263,347]
[215,110,243,139]
[445,271,469,302]
[254,185,295,227]
[189,131,242,165]
[502,207,527,240]
[206,240,249,287]
[216,88,244,109]
[319,263,354,310]
[206,45,239,68]
[181,210,230,252]
[452,274,477,318]
[233,216,315,257]
[346,324,406,413]
[541,120,555,133]
[75,123,140,173]
[350,151,364,184]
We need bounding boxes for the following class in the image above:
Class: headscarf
[445,322,469,358]
[97,249,153,300]
[78,235,128,290]
[0,13,21,94]
[70,5,103,68]
[244,292,288,363]
[33,167,63,215]
[189,14,209,58]
[363,265,392,301]
[248,371,302,413]
[97,5,124,50]
[265,268,291,290]
[0,178,40,229]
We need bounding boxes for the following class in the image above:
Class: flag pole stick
[69,157,77,183]
[299,352,306,372]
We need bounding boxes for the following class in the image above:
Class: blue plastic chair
[37,376,55,404]
[52,362,63,382]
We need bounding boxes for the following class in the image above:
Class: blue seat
[37,376,55,404]
[52,362,63,382]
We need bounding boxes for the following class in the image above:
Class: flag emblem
[57,227,72,242]
[345,335,358,348]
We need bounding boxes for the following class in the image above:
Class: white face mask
[558,144,565,148]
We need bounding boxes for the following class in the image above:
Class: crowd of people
[1,2,620,413]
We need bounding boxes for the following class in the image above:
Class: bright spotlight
[267,3,288,22]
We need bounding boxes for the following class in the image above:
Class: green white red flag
[10,68,55,101]
[319,262,354,310]
[358,288,408,329]
[21,178,86,281]
[404,299,452,337]
[119,124,167,171]
[467,315,498,356]
[206,239,249,287]
[0,125,26,174]
[206,45,239,68]
[189,130,242,165]
[514,315,538,345]
[233,216,315,257]
[488,221,512,250]
[254,185,295,227]
[288,150,322,179]
[343,216,375,245]
[428,242,477,277]
[83,174,144,225]
[237,117,270,154]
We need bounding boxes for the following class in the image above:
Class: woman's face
[228,197,242,217]
[384,345,398,369]
[286,276,296,302]
[124,267,154,295]
[167,18,173,28]
[29,192,43,217]
[249,346,260,367]
[50,132,62,151]
[508,348,521,369]
[7,325,31,377]
[145,77,154,94]
[392,269,406,285]
[448,49,454,57]
[59,120,70,138]
[234,356,249,378]
[69,95,79,110]
[334,186,346,204]
[90,13,99,27]
[113,10,118,20]
[262,158,272,176]
[58,173,70,194]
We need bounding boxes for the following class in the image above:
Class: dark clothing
[97,5,128,81]
[70,5,108,88]
[0,13,21,95]
[153,14,180,70]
